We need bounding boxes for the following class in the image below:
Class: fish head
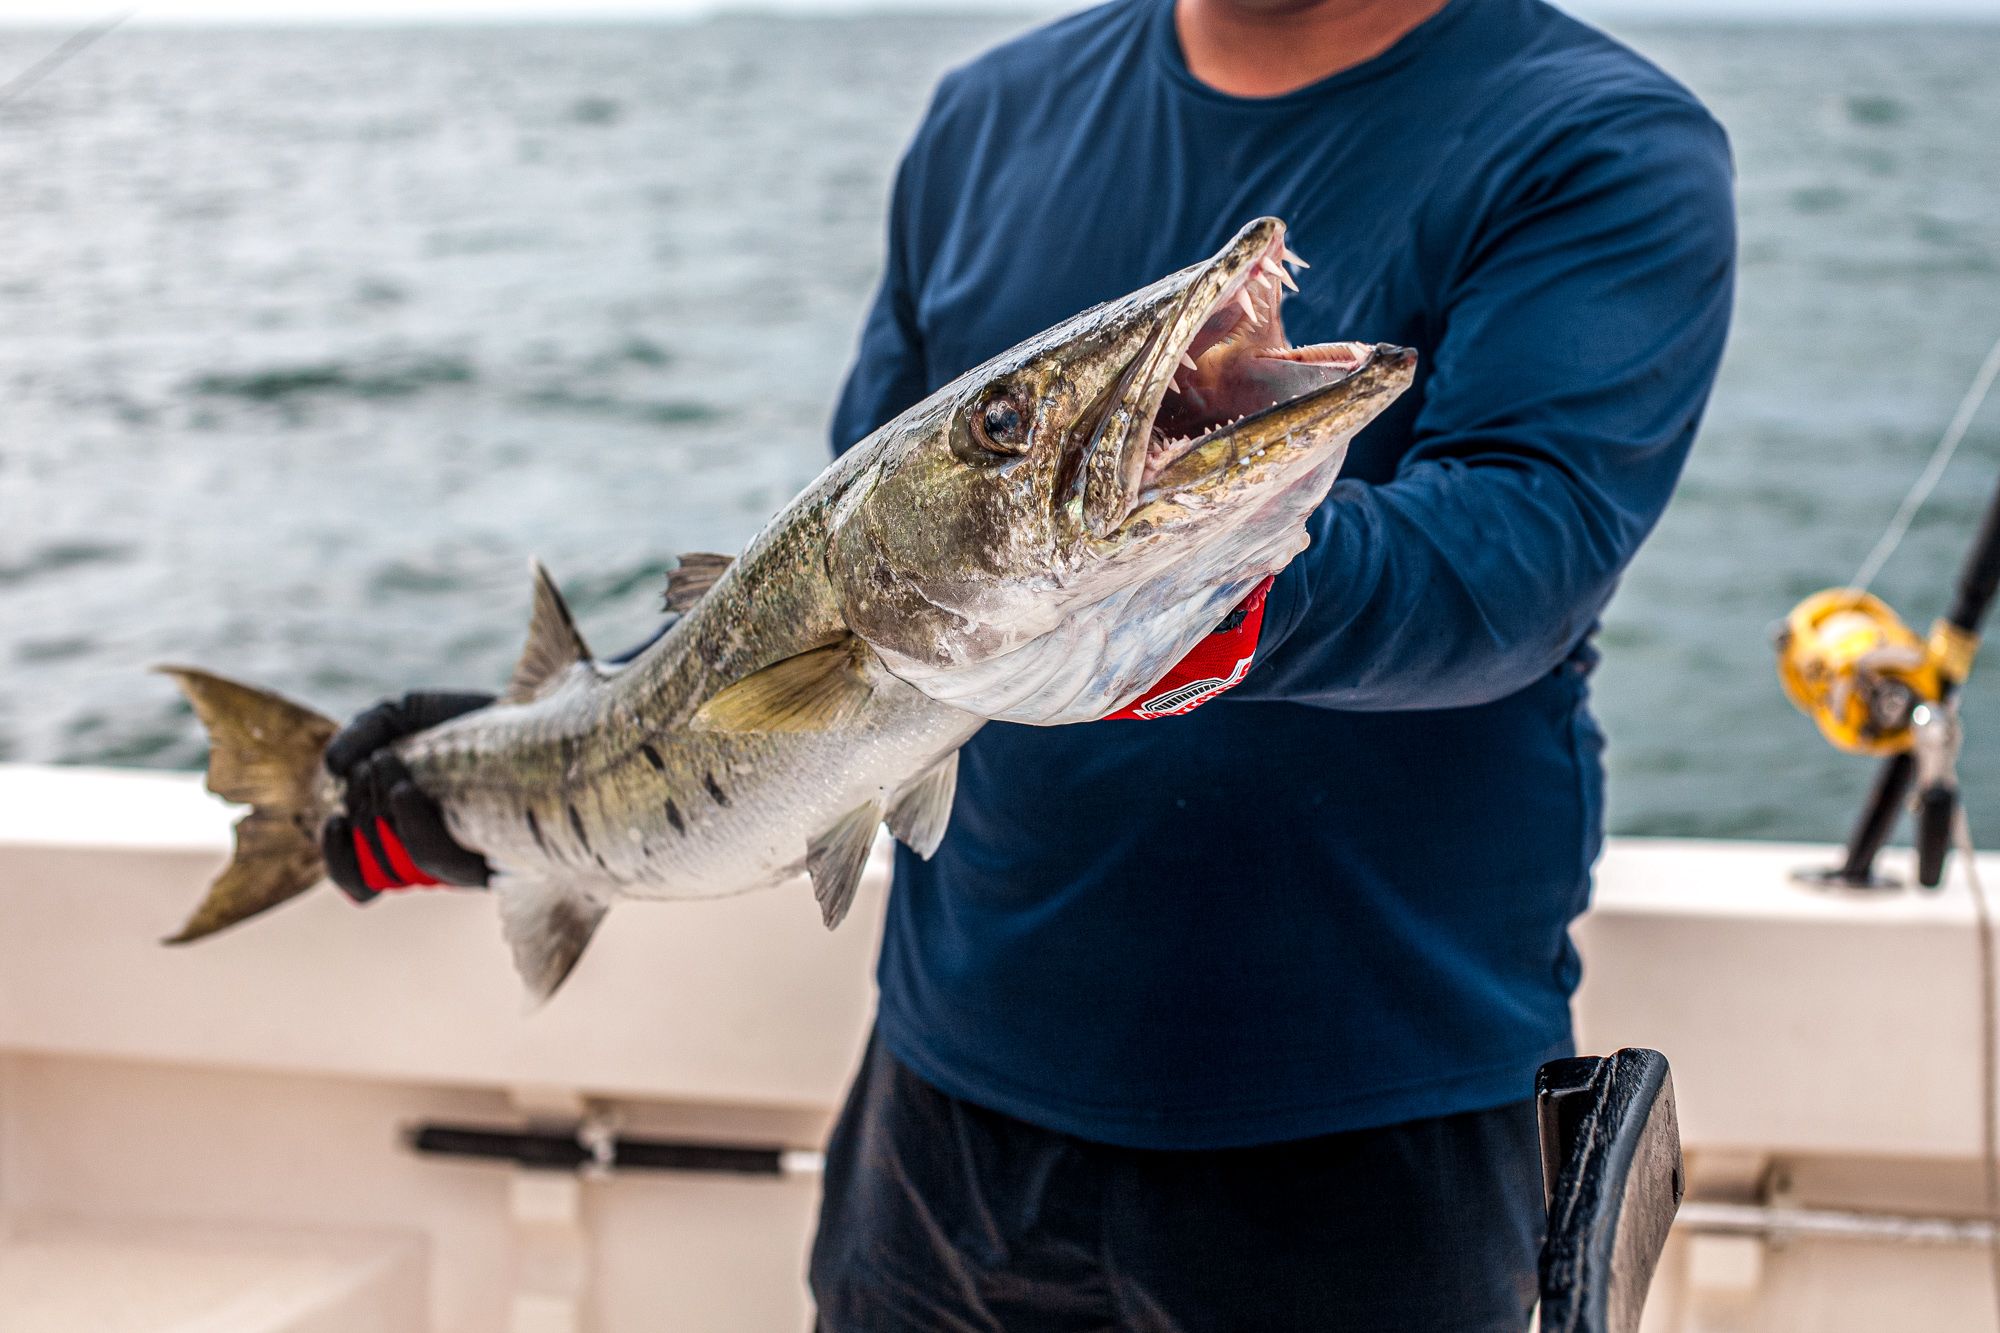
[828,217,1415,723]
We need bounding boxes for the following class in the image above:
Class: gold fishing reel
[1776,588,1977,756]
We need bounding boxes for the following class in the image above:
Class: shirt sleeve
[1233,96,1737,712]
[829,96,947,457]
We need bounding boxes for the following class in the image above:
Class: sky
[0,0,1997,21]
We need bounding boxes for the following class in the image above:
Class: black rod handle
[1916,785,1956,889]
[1838,751,1916,884]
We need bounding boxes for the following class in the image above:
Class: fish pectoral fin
[503,560,593,705]
[494,874,608,1005]
[886,750,958,861]
[692,638,873,733]
[661,552,734,614]
[807,802,879,930]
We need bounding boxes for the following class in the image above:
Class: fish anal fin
[808,803,879,930]
[505,560,592,704]
[886,750,958,860]
[495,875,609,1005]
[692,638,873,734]
[661,552,734,614]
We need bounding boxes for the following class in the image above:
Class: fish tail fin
[155,666,340,943]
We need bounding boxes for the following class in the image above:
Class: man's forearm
[1237,460,1651,711]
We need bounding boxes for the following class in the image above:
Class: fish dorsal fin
[886,750,958,860]
[692,637,873,733]
[808,802,879,930]
[504,559,592,704]
[661,552,734,614]
[494,874,609,1005]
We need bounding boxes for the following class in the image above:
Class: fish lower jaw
[1138,270,1381,492]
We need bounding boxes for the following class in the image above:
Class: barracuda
[163,217,1415,1000]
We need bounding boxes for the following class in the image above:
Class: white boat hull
[2,763,1996,1331]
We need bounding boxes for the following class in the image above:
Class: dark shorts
[810,1033,1543,1333]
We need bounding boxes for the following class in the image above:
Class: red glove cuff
[354,818,442,892]
[1104,576,1273,721]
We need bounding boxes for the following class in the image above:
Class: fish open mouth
[1075,218,1412,536]
[1145,245,1369,484]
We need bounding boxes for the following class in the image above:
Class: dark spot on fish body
[665,799,686,834]
[640,743,665,770]
[526,807,547,851]
[703,772,731,807]
[568,803,591,851]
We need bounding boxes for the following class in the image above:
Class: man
[330,0,1734,1325]
[809,0,1731,1325]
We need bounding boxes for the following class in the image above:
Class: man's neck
[1173,0,1451,99]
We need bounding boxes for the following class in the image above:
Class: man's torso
[850,0,1713,1147]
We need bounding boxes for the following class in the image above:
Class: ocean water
[0,15,1995,846]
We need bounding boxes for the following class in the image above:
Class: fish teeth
[1236,290,1258,323]
[1282,246,1309,270]
[1263,256,1300,292]
[1180,352,1198,372]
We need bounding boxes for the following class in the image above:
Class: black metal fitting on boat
[405,1121,816,1177]
[1535,1048,1683,1333]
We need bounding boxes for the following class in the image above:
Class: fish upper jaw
[1068,216,1413,540]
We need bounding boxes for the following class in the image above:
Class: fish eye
[970,390,1031,455]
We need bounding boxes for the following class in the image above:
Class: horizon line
[2,2,2000,28]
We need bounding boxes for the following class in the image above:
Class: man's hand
[322,692,495,901]
[1103,576,1274,720]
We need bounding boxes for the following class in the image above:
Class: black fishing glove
[322,691,495,902]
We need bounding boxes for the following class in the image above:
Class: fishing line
[1852,329,2000,594]
[0,9,134,110]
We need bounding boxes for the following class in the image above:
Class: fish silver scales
[394,471,977,906]
[403,642,975,905]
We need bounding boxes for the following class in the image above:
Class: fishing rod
[1774,339,2000,1329]
[1823,476,1995,888]
[1778,333,2000,888]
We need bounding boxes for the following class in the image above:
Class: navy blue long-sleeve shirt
[832,0,1735,1149]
